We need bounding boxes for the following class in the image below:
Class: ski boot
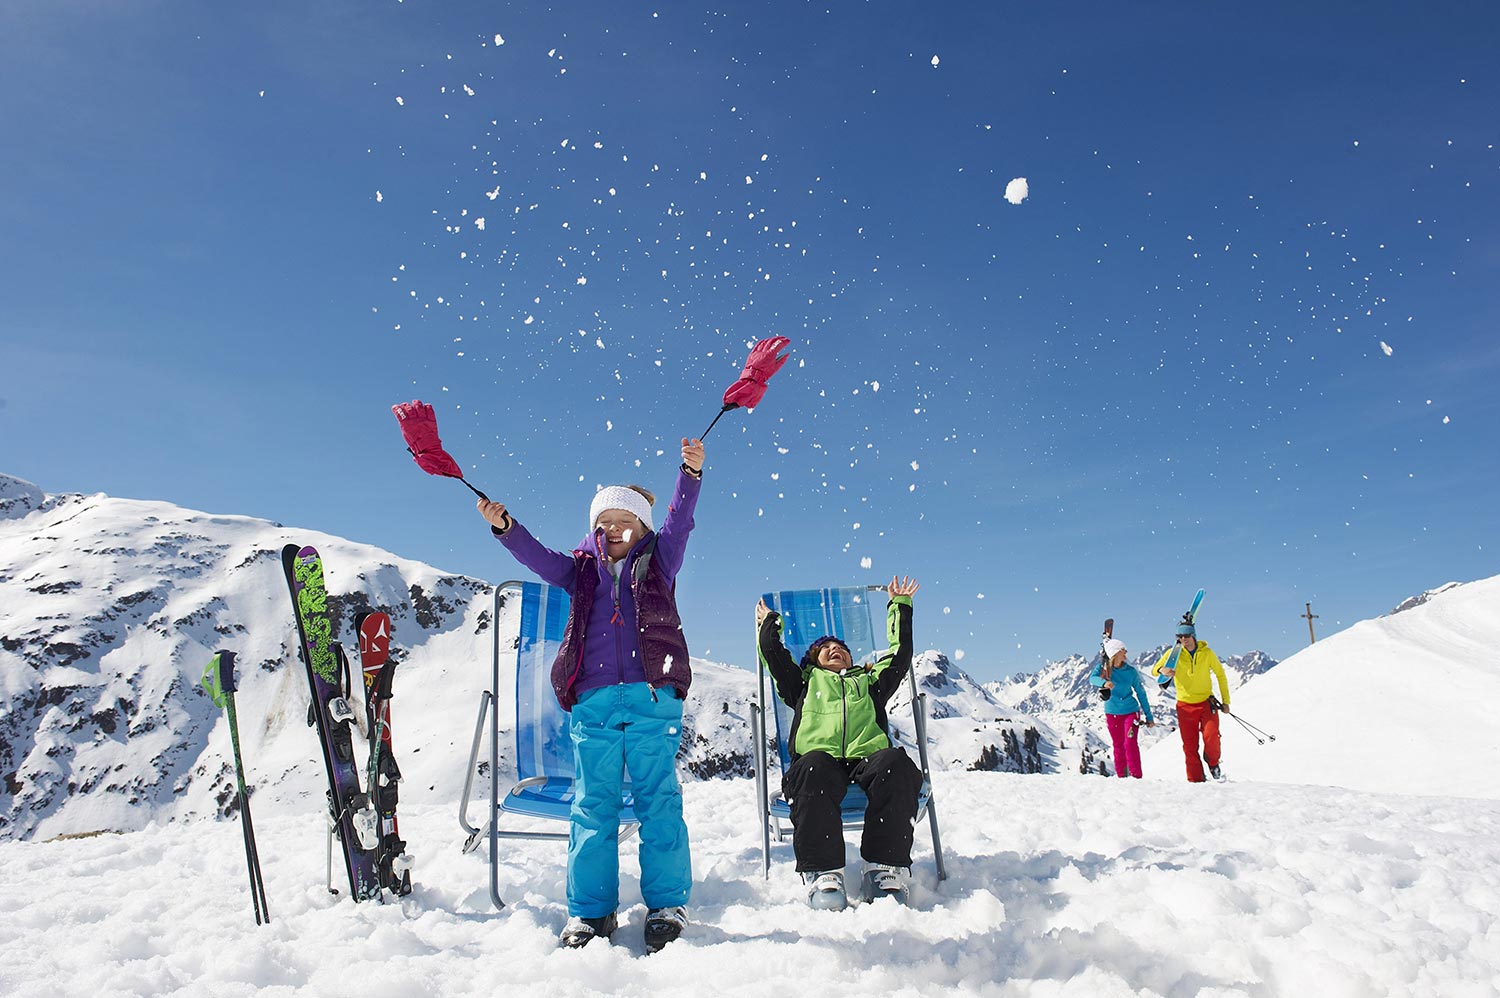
[559,913,617,949]
[860,862,912,905]
[644,906,688,952]
[803,870,848,911]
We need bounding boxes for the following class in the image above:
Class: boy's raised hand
[887,575,920,598]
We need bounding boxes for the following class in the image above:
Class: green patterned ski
[282,543,380,901]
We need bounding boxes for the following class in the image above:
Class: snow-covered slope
[0,475,497,840]
[1145,574,1500,799]
[1,775,1496,996]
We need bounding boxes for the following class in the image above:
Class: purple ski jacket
[493,469,699,710]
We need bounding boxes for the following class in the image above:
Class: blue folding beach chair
[458,581,638,910]
[751,586,947,881]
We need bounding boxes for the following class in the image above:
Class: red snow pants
[1175,699,1221,783]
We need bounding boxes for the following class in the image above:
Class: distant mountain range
[985,645,1280,772]
[11,470,1484,842]
[0,473,1069,841]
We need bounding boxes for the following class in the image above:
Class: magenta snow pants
[1106,712,1143,779]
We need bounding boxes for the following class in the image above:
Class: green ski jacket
[758,595,913,761]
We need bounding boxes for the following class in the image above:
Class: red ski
[355,611,412,896]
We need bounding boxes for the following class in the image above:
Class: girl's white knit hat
[1102,638,1126,660]
[589,485,654,533]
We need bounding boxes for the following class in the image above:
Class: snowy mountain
[1387,581,1464,615]
[985,643,1280,773]
[989,644,1278,716]
[0,473,497,840]
[0,474,1059,841]
[890,651,1059,774]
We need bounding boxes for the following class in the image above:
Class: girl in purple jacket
[476,437,704,952]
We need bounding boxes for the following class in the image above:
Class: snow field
[2,773,1497,997]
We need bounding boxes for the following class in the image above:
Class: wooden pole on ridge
[1301,602,1319,645]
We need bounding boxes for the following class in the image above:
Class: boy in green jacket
[756,576,923,910]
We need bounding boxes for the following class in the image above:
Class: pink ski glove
[392,400,464,479]
[722,336,791,409]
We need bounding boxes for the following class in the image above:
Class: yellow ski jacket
[1151,641,1231,707]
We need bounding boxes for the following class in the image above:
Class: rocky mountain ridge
[0,474,1061,841]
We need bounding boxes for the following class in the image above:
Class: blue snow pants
[567,682,692,917]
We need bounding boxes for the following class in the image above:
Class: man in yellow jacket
[1151,621,1232,782]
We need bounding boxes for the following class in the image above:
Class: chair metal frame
[458,581,638,911]
[749,585,947,881]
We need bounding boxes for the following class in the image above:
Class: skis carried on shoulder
[1155,588,1205,693]
[355,610,413,896]
[1092,618,1114,701]
[281,543,381,901]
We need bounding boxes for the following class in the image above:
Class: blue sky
[3,2,1497,680]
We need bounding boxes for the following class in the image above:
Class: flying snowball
[1004,178,1029,205]
[1380,341,1393,356]
[931,55,940,68]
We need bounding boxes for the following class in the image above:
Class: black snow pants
[781,746,922,873]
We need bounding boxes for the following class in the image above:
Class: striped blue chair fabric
[503,581,638,824]
[759,587,892,822]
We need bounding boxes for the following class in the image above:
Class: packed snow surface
[0,775,1496,997]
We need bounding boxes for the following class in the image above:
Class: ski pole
[1224,708,1276,743]
[237,783,270,923]
[227,693,271,924]
[202,651,271,924]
